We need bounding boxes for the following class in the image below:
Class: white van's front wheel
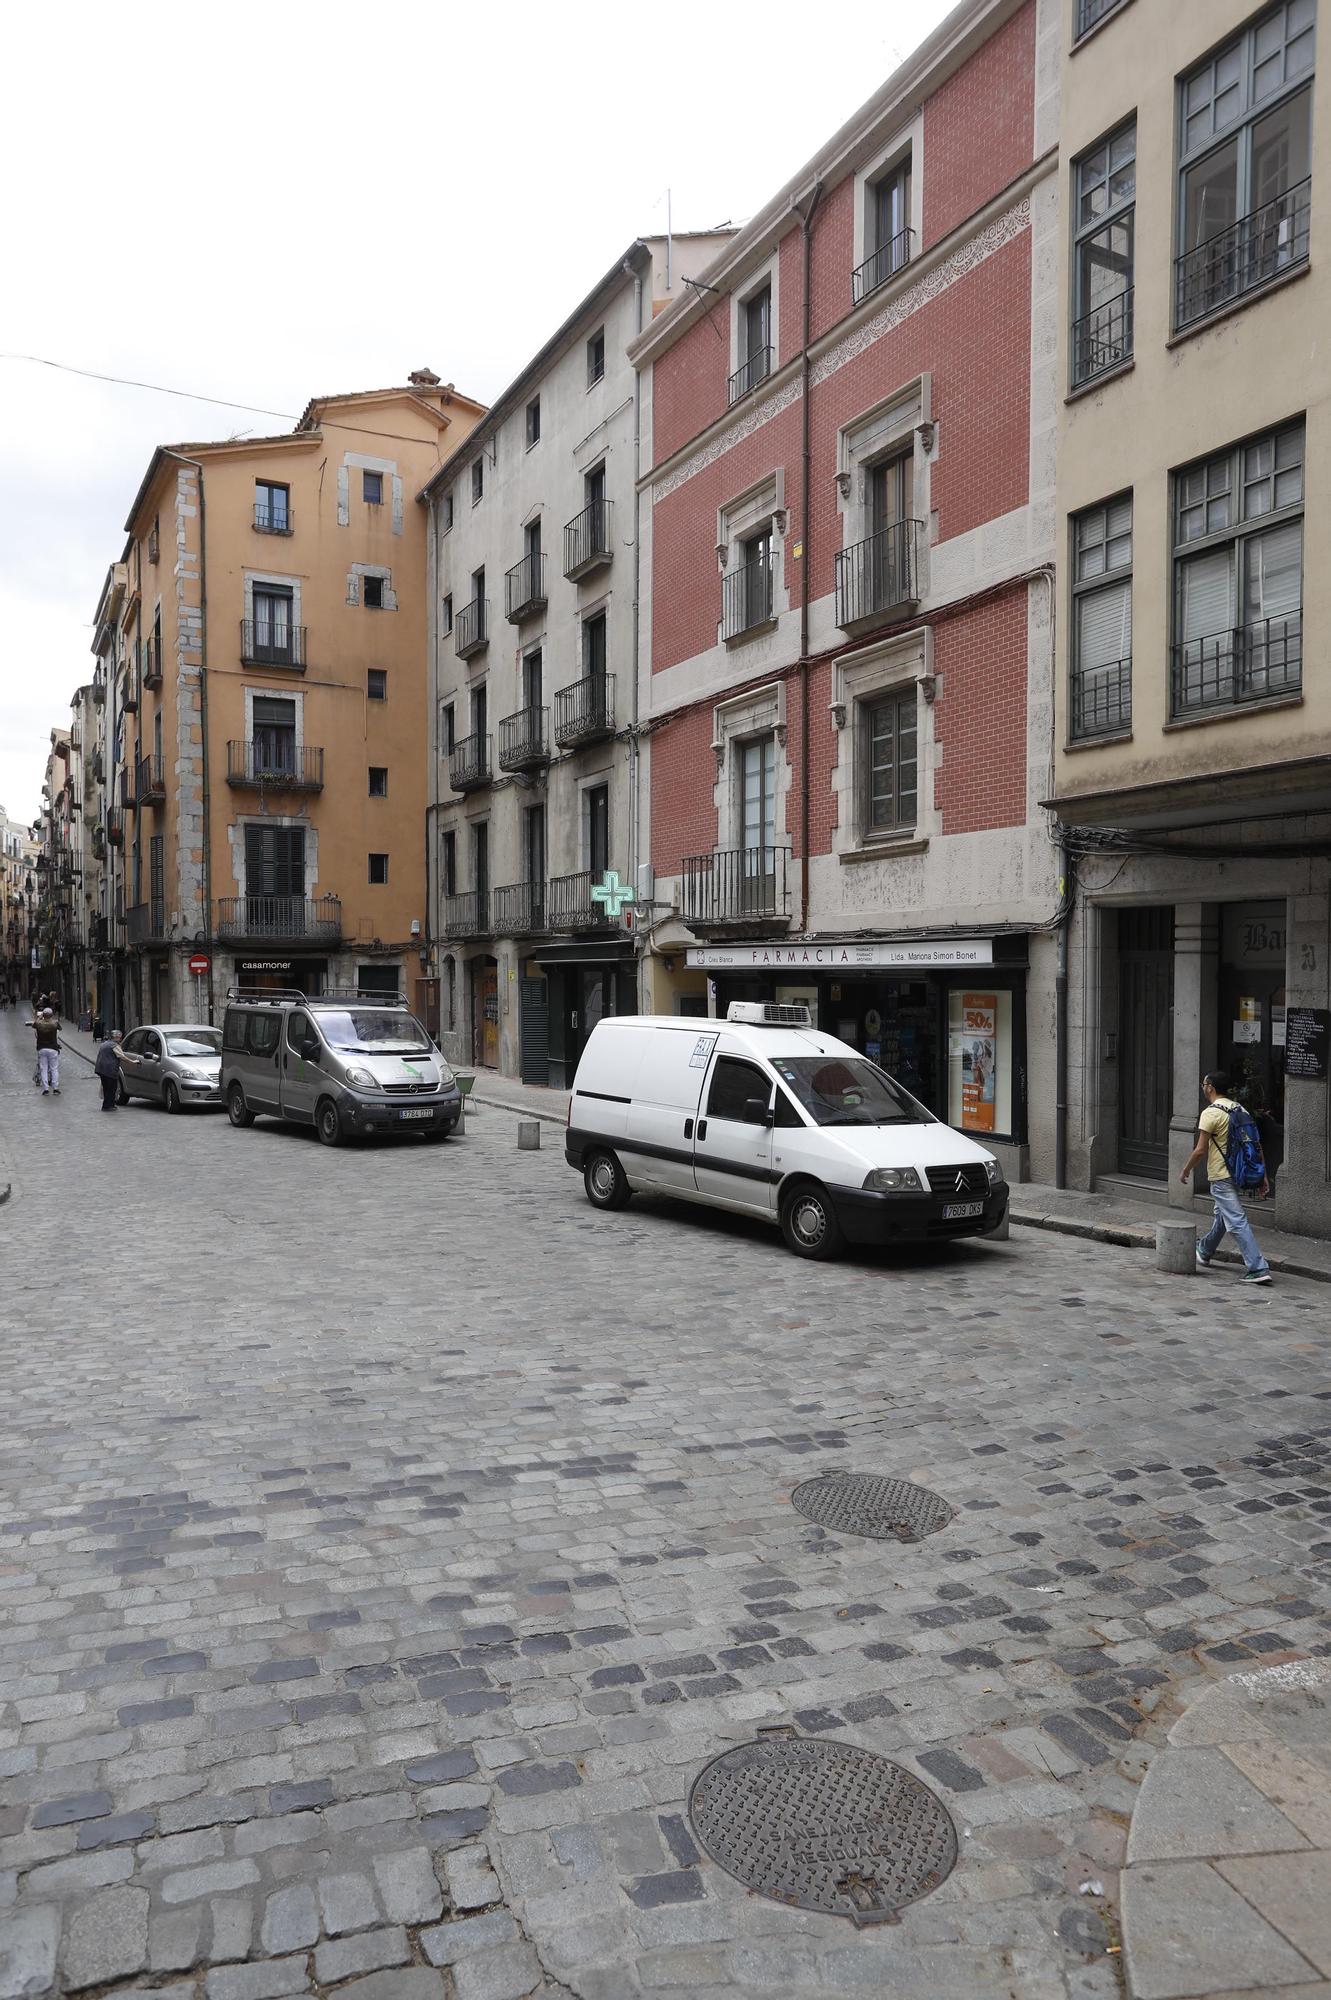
[781,1182,843,1260]
[584,1148,630,1211]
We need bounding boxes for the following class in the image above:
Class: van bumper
[339,1084,462,1138]
[828,1184,1009,1245]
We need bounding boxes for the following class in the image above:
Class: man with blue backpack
[1180,1072,1272,1285]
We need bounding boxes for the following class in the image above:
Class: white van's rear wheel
[584,1148,630,1211]
[781,1182,843,1260]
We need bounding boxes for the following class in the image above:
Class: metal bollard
[1156,1218,1197,1274]
[986,1208,1010,1242]
[518,1120,541,1151]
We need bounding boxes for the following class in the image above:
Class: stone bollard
[986,1207,1010,1242]
[1156,1218,1197,1275]
[518,1120,541,1151]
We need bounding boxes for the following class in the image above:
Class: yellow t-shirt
[1198,1100,1234,1182]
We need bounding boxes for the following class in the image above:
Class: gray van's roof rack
[223,987,407,1007]
[313,987,408,1006]
[224,987,310,1005]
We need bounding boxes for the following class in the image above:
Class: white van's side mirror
[744,1096,774,1128]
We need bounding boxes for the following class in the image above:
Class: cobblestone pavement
[2,1008,1330,2000]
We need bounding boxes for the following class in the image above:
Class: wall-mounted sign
[686,939,994,971]
[1222,903,1287,968]
[1285,1007,1329,1080]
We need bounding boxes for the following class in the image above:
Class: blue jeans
[1199,1177,1270,1274]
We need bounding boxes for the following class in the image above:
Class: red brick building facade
[632,0,1061,1180]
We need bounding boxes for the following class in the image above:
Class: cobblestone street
[2,1009,1330,1999]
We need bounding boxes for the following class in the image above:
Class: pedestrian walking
[31,1007,61,1096]
[94,1030,123,1111]
[1181,1071,1272,1285]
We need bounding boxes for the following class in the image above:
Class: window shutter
[1078,579,1131,670]
[1244,519,1302,624]
[1179,548,1234,644]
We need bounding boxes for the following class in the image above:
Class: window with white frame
[1071,120,1136,387]
[854,155,913,303]
[724,528,775,641]
[729,283,772,404]
[1071,495,1133,738]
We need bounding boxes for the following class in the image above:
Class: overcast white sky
[0,0,953,826]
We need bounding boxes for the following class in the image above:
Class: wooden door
[474,961,499,1068]
[1119,908,1174,1178]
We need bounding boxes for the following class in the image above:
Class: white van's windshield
[772,1056,933,1127]
[316,1010,432,1055]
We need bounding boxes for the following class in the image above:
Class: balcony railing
[454,598,488,659]
[549,869,617,931]
[504,553,547,623]
[1170,614,1302,720]
[1070,657,1132,740]
[254,501,293,535]
[722,554,775,641]
[216,895,343,943]
[497,706,550,772]
[553,672,615,749]
[92,674,106,707]
[443,890,490,938]
[851,228,914,304]
[493,881,547,935]
[728,345,773,405]
[834,520,922,628]
[136,754,166,806]
[147,525,160,564]
[563,500,613,579]
[1071,286,1134,387]
[91,825,107,860]
[90,915,109,950]
[683,847,790,930]
[1175,179,1311,331]
[119,767,138,812]
[126,900,167,946]
[449,732,492,791]
[226,741,324,790]
[121,667,139,713]
[241,619,307,671]
[1075,0,1126,38]
[142,634,163,688]
[107,809,123,846]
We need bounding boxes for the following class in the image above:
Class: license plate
[399,1107,433,1120]
[942,1200,984,1219]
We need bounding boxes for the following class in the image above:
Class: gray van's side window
[707,1056,769,1122]
[286,1010,311,1055]
[248,1012,280,1059]
[222,1009,246,1053]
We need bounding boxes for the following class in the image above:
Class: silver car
[117,1023,224,1112]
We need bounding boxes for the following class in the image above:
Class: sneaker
[1241,1269,1273,1285]
[52,1087,60,1095]
[1195,1248,1212,1269]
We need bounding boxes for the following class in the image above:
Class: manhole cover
[791,1473,952,1543]
[689,1735,957,1924]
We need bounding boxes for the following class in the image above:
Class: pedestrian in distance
[1180,1071,1272,1285]
[94,1030,123,1111]
[31,1007,61,1096]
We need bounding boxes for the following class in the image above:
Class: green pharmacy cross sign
[590,869,635,920]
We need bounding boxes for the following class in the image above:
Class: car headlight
[181,1068,212,1082]
[437,1063,454,1086]
[863,1167,922,1192]
[345,1066,377,1089]
[984,1158,1005,1188]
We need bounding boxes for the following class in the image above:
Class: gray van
[221,989,461,1147]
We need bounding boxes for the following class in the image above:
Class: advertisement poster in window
[955,992,997,1133]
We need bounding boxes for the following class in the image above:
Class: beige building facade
[1049,0,1331,1234]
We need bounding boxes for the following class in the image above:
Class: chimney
[408,367,441,387]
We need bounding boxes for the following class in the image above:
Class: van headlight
[863,1167,922,1192]
[345,1066,377,1090]
[985,1158,1005,1188]
[437,1062,454,1085]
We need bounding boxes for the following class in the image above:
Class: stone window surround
[835,374,934,563]
[829,626,935,857]
[225,813,319,898]
[243,684,305,753]
[577,769,614,874]
[709,681,790,854]
[244,570,302,628]
[717,470,789,643]
[346,562,398,612]
[851,113,925,283]
[730,252,781,380]
[337,451,403,534]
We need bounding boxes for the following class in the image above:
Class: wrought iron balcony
[504,552,547,623]
[120,667,139,712]
[1170,614,1302,721]
[443,890,490,938]
[563,500,613,580]
[493,881,547,935]
[834,520,922,628]
[1070,656,1132,740]
[549,869,617,931]
[498,706,550,772]
[216,895,343,944]
[126,900,167,946]
[147,525,160,563]
[722,554,775,641]
[1175,179,1311,331]
[92,674,106,707]
[91,748,105,783]
[136,754,166,807]
[851,227,914,304]
[254,500,293,535]
[226,741,324,791]
[553,672,615,749]
[91,825,107,860]
[449,732,492,792]
[728,345,773,405]
[1071,287,1134,387]
[142,634,163,688]
[454,598,488,659]
[683,848,790,931]
[240,618,307,671]
[90,914,109,950]
[119,767,138,812]
[107,809,123,846]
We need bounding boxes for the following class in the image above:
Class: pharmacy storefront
[686,935,1031,1177]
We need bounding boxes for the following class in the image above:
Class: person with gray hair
[94,1030,124,1111]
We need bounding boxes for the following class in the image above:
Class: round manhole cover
[689,1735,957,1924]
[791,1472,952,1543]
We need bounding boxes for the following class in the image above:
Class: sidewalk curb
[1009,1206,1330,1285]
[468,1090,568,1129]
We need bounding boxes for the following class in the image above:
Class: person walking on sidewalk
[1181,1072,1271,1285]
[30,1007,61,1096]
[94,1030,123,1111]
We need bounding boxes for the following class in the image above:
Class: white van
[564,1003,1007,1259]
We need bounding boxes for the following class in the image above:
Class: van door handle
[684,1118,694,1140]
[696,1119,707,1141]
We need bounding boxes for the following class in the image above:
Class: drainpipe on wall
[164,451,210,1022]
[625,257,645,1008]
[793,182,824,934]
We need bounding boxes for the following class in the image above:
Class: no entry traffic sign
[188,953,211,976]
